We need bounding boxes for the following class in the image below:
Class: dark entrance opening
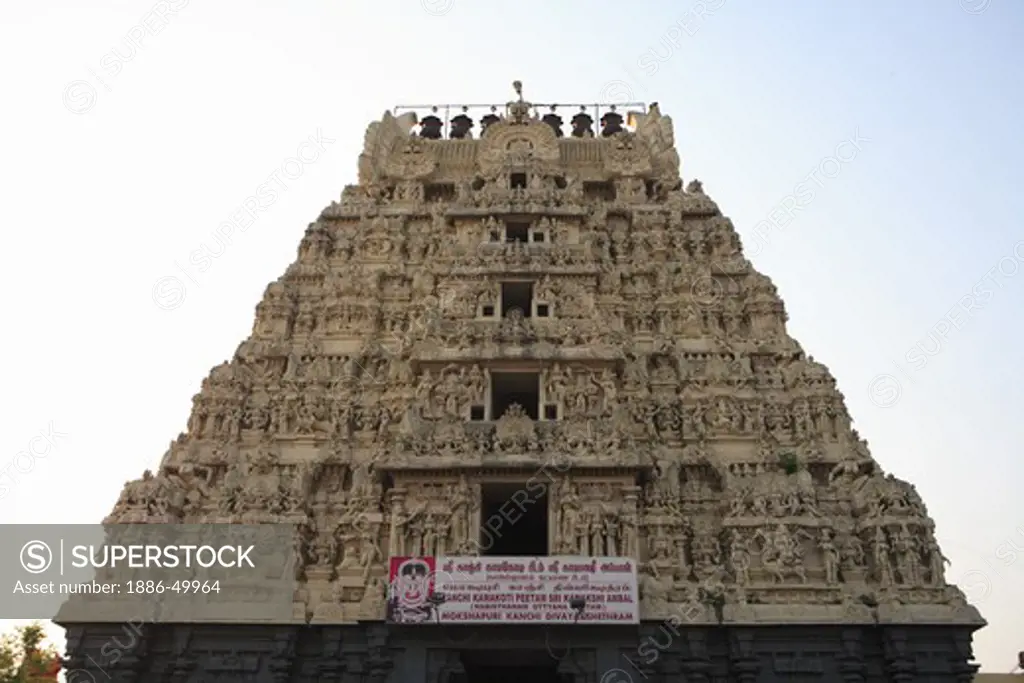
[479,482,548,556]
[490,372,539,420]
[462,650,561,683]
[506,221,530,242]
[501,281,533,317]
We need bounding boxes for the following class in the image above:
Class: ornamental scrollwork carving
[382,134,437,180]
[477,119,560,177]
[603,131,653,177]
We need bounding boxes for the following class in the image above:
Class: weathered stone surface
[59,85,982,681]
[59,623,985,683]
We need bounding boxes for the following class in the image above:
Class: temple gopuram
[58,82,985,682]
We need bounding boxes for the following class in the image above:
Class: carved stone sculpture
[100,95,981,630]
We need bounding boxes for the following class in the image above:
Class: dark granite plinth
[57,621,981,683]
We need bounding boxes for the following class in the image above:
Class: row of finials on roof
[416,105,629,140]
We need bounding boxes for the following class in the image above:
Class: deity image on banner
[386,556,437,624]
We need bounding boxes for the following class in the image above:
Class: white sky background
[1,0,1022,675]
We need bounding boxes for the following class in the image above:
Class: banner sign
[386,556,638,625]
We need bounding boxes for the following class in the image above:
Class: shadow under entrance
[460,650,562,683]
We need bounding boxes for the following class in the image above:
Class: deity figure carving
[873,527,896,587]
[446,476,475,551]
[818,528,841,585]
[923,535,950,586]
[638,563,672,617]
[728,530,751,586]
[388,499,424,556]
[755,524,809,584]
[557,479,582,553]
[649,447,681,500]
[829,450,875,490]
[360,576,388,619]
[357,527,383,581]
[892,525,922,587]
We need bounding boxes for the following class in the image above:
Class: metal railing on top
[392,102,650,140]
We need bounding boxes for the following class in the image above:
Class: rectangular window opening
[510,173,528,189]
[501,282,533,318]
[543,404,558,420]
[470,405,486,421]
[583,181,616,202]
[531,231,545,243]
[424,183,455,203]
[536,304,550,318]
[481,304,495,317]
[490,372,539,421]
[479,482,548,556]
[505,222,530,243]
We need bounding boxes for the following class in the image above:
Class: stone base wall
[59,621,981,683]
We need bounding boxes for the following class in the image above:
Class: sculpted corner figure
[924,536,950,585]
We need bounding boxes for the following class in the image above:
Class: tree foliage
[0,623,59,683]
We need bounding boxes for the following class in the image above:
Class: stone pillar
[882,627,916,683]
[728,629,760,683]
[107,624,147,683]
[268,627,298,682]
[317,626,346,682]
[539,366,549,420]
[625,625,663,683]
[342,652,365,683]
[366,624,394,683]
[659,650,682,683]
[949,630,981,683]
[680,630,712,683]
[61,623,150,683]
[161,626,199,683]
[621,485,641,559]
[59,626,91,683]
[427,649,465,683]
[388,488,408,557]
[837,627,866,683]
[548,479,559,553]
[484,368,493,420]
[556,648,596,683]
[468,479,483,555]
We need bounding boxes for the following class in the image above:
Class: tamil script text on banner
[386,556,638,625]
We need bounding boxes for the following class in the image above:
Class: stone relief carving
[632,103,681,180]
[604,132,653,178]
[103,104,980,629]
[358,111,419,185]
[476,118,561,178]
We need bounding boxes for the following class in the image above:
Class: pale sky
[1,0,1022,674]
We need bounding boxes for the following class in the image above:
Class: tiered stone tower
[59,84,983,682]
